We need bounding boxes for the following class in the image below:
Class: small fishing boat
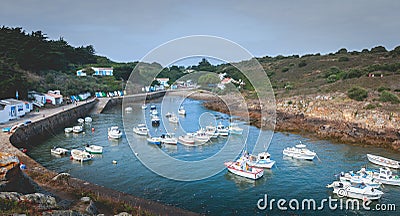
[161,133,178,145]
[168,114,179,124]
[283,142,316,161]
[362,167,400,186]
[224,156,264,180]
[367,154,400,169]
[133,124,149,136]
[125,107,133,113]
[85,145,103,154]
[229,123,243,135]
[151,109,158,115]
[108,126,122,139]
[151,115,160,125]
[326,181,384,200]
[51,147,69,155]
[194,128,211,143]
[248,152,276,169]
[178,106,186,115]
[72,125,83,133]
[141,104,147,110]
[178,133,196,146]
[339,171,382,189]
[84,117,93,123]
[205,125,218,138]
[64,127,73,133]
[77,118,84,124]
[147,137,162,145]
[71,149,93,162]
[216,122,229,136]
[150,105,156,111]
[2,127,11,133]
[165,112,172,118]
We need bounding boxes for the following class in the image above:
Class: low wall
[101,91,166,113]
[10,100,97,149]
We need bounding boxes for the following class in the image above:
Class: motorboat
[64,127,73,133]
[216,122,229,136]
[205,125,218,138]
[51,147,68,155]
[70,149,93,162]
[339,171,382,189]
[84,117,93,123]
[168,114,179,124]
[362,167,400,186]
[283,142,316,160]
[367,154,400,169]
[224,156,264,180]
[141,104,147,110]
[108,126,122,139]
[178,133,195,146]
[125,107,133,113]
[133,124,149,136]
[85,145,103,154]
[151,115,160,125]
[147,137,162,145]
[161,133,178,145]
[165,112,172,118]
[150,105,156,111]
[248,152,276,169]
[194,128,211,143]
[178,106,186,115]
[72,125,83,133]
[326,181,384,200]
[229,123,243,135]
[151,109,158,115]
[77,118,84,124]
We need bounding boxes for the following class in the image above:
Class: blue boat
[147,137,161,145]
[2,127,11,133]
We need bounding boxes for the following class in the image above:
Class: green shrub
[298,60,307,67]
[327,74,339,83]
[347,87,368,101]
[338,56,349,62]
[343,69,365,79]
[281,67,289,72]
[364,104,376,110]
[377,86,391,92]
[379,91,400,104]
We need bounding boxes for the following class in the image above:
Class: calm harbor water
[28,98,399,215]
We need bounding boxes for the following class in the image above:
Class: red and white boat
[224,157,264,180]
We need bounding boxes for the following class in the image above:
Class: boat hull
[224,162,264,180]
[367,154,400,169]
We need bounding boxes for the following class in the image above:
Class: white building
[156,78,170,87]
[0,99,32,123]
[76,69,87,77]
[28,91,46,106]
[92,67,113,76]
[45,90,63,105]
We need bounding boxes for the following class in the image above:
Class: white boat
[64,127,73,133]
[194,128,211,143]
[125,107,133,113]
[178,106,186,115]
[168,114,179,124]
[71,149,93,162]
[151,109,158,115]
[151,115,160,125]
[108,126,122,139]
[339,171,382,189]
[85,145,103,154]
[205,125,218,138]
[224,156,264,180]
[216,122,229,136]
[133,124,149,136]
[150,105,156,110]
[161,133,178,145]
[72,125,83,133]
[327,181,384,200]
[283,142,316,160]
[51,147,68,155]
[165,112,172,118]
[229,123,243,135]
[362,167,400,186]
[77,118,84,124]
[367,154,400,169]
[141,104,147,110]
[248,152,276,169]
[147,137,162,145]
[84,117,92,123]
[178,133,196,146]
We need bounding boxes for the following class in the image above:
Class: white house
[156,78,170,87]
[0,99,30,123]
[28,91,46,106]
[45,90,63,105]
[76,69,87,77]
[92,67,113,76]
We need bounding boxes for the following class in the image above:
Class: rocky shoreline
[196,91,400,152]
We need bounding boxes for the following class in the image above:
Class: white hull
[51,147,68,155]
[328,181,383,200]
[64,127,73,133]
[85,145,103,154]
[367,154,400,169]
[77,118,84,124]
[283,144,316,161]
[108,127,122,139]
[84,117,92,123]
[125,107,133,112]
[72,126,83,133]
[133,127,148,136]
[178,134,195,146]
[248,159,276,169]
[71,149,92,162]
[224,162,264,180]
[147,137,161,145]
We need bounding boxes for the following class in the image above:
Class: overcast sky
[1,0,400,63]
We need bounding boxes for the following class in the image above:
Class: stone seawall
[10,100,97,149]
[101,91,166,113]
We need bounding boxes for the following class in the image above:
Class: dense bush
[347,87,368,101]
[379,91,400,104]
[338,56,349,62]
[298,60,307,67]
[343,69,365,79]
